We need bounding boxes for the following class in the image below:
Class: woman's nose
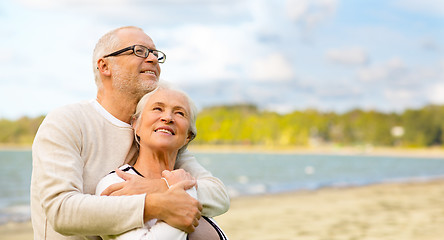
[161,113,173,123]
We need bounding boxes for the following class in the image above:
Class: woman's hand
[162,169,195,186]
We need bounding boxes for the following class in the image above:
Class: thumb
[115,168,133,181]
[170,179,196,191]
[161,170,172,178]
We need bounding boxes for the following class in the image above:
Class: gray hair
[132,81,198,155]
[92,26,143,89]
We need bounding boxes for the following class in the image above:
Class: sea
[1,150,444,225]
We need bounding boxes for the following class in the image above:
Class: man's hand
[101,168,167,196]
[145,180,203,233]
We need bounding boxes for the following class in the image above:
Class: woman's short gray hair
[132,81,198,155]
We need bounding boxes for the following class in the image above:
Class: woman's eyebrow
[151,102,165,107]
[173,105,189,114]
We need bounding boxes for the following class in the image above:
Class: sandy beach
[215,179,444,240]
[2,179,444,240]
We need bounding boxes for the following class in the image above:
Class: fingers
[193,217,199,228]
[161,170,172,178]
[115,168,134,181]
[170,179,196,191]
[100,182,125,196]
[186,225,196,233]
[184,212,200,233]
[190,210,201,232]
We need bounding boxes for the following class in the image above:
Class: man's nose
[145,51,158,63]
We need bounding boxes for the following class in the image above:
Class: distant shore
[2,144,444,158]
[2,179,444,240]
[189,145,444,158]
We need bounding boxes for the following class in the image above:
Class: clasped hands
[101,169,202,233]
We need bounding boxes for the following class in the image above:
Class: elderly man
[31,26,229,240]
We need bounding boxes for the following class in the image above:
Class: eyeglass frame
[102,45,166,63]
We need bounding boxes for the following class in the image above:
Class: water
[1,150,444,224]
[0,150,32,224]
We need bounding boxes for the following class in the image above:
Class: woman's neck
[133,147,177,179]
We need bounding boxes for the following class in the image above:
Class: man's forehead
[118,28,155,47]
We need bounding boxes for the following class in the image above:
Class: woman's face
[136,89,192,152]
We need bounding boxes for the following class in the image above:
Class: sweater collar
[90,99,131,128]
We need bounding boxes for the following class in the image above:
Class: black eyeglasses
[103,45,166,63]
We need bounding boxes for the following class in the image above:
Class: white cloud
[286,0,338,29]
[394,0,444,16]
[247,53,295,82]
[384,88,418,110]
[159,24,257,83]
[428,82,444,104]
[427,60,444,104]
[326,47,368,65]
[286,0,309,21]
[357,57,405,82]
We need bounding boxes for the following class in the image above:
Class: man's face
[109,28,162,99]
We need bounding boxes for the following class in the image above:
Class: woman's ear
[131,116,138,128]
[185,131,193,144]
[132,117,141,144]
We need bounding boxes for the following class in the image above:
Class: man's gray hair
[132,81,198,155]
[92,26,143,89]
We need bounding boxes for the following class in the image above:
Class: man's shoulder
[35,101,97,134]
[47,100,92,117]
[42,100,98,125]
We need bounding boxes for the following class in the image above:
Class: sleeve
[174,149,230,217]
[32,108,145,236]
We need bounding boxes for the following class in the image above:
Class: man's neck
[96,90,139,124]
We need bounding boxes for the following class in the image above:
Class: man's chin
[141,79,158,91]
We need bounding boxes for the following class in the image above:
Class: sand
[2,179,444,240]
[214,180,444,240]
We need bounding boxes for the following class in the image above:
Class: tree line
[193,104,444,148]
[1,104,443,147]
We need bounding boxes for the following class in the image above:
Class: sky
[0,0,443,119]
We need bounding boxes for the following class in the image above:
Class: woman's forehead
[147,89,189,107]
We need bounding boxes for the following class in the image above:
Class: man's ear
[97,58,111,77]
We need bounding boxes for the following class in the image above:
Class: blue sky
[0,0,443,119]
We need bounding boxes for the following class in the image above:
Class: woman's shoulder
[95,164,135,195]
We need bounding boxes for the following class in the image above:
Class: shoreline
[3,144,443,159]
[190,145,444,159]
[2,179,444,239]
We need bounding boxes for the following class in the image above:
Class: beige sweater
[31,100,229,240]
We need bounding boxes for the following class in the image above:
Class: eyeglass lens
[134,45,164,62]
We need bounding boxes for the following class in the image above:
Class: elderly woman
[95,83,228,240]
